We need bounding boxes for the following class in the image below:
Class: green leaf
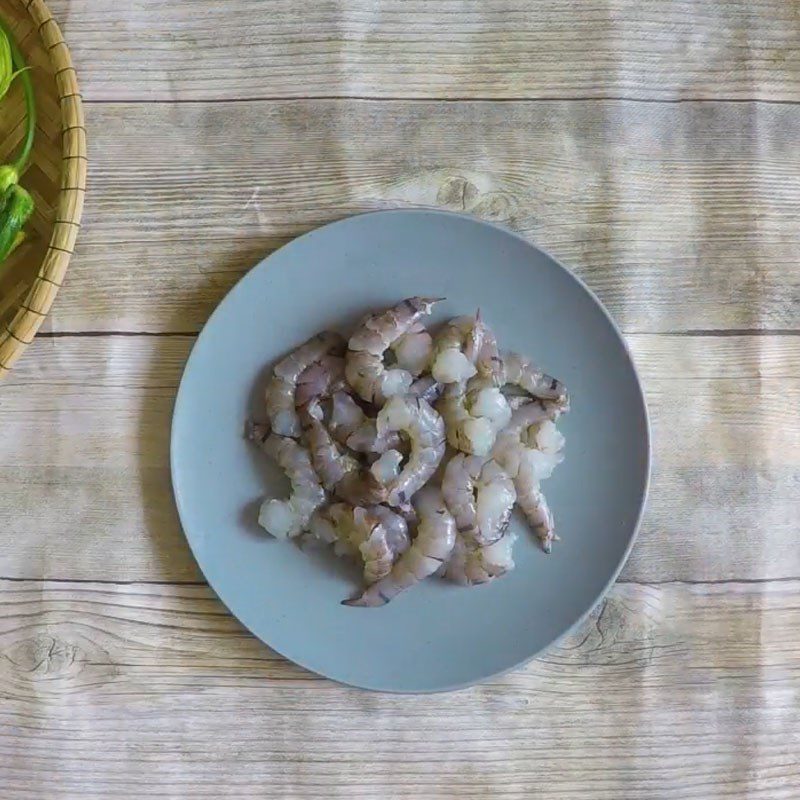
[0,26,12,98]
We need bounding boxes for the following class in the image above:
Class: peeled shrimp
[343,486,456,606]
[246,423,326,539]
[502,351,569,406]
[442,454,516,545]
[431,315,484,384]
[265,331,344,437]
[375,394,446,508]
[444,530,517,585]
[438,378,512,456]
[346,297,441,404]
[310,503,410,583]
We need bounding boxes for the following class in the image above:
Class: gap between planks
[80,95,800,107]
[1,575,797,588]
[34,329,800,339]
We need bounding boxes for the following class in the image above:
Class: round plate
[171,210,650,693]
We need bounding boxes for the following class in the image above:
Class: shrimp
[343,486,456,606]
[493,403,565,553]
[346,418,402,455]
[299,399,360,491]
[295,355,345,408]
[369,449,404,487]
[444,530,518,585]
[408,375,443,405]
[475,318,505,386]
[294,363,390,503]
[329,391,403,454]
[346,297,441,404]
[504,393,532,411]
[442,454,516,545]
[391,321,433,376]
[430,314,484,384]
[310,503,410,583]
[514,474,556,552]
[294,357,361,492]
[246,423,326,539]
[265,331,345,438]
[334,470,387,506]
[375,394,446,508]
[492,399,564,473]
[502,351,569,406]
[329,391,365,444]
[437,378,512,456]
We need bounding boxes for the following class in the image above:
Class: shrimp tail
[245,419,270,444]
[341,589,390,607]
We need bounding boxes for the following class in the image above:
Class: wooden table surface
[2,1,800,797]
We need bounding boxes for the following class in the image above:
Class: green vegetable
[0,183,33,261]
[0,19,35,266]
[0,164,17,194]
[0,24,28,101]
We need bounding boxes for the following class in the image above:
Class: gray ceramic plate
[171,209,650,693]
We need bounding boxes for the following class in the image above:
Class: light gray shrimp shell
[444,529,517,585]
[346,418,403,455]
[295,355,345,408]
[346,297,441,404]
[265,331,345,437]
[430,314,485,384]
[295,359,359,491]
[515,477,556,553]
[475,318,505,386]
[492,402,564,553]
[502,351,569,406]
[438,377,511,456]
[246,423,326,538]
[408,375,443,404]
[376,394,446,508]
[391,321,434,376]
[442,454,516,545]
[328,391,403,455]
[299,399,359,491]
[334,470,388,506]
[311,503,410,584]
[343,486,456,606]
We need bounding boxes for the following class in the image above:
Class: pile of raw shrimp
[246,297,569,607]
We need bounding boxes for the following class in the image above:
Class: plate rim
[170,207,652,693]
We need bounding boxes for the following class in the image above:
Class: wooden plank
[47,0,800,102]
[1,334,798,583]
[49,98,800,334]
[1,577,798,798]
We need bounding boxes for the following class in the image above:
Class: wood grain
[45,0,800,102]
[1,334,798,584]
[45,98,800,334]
[1,577,798,798]
[3,0,800,793]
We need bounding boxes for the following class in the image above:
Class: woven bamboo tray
[0,0,85,376]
